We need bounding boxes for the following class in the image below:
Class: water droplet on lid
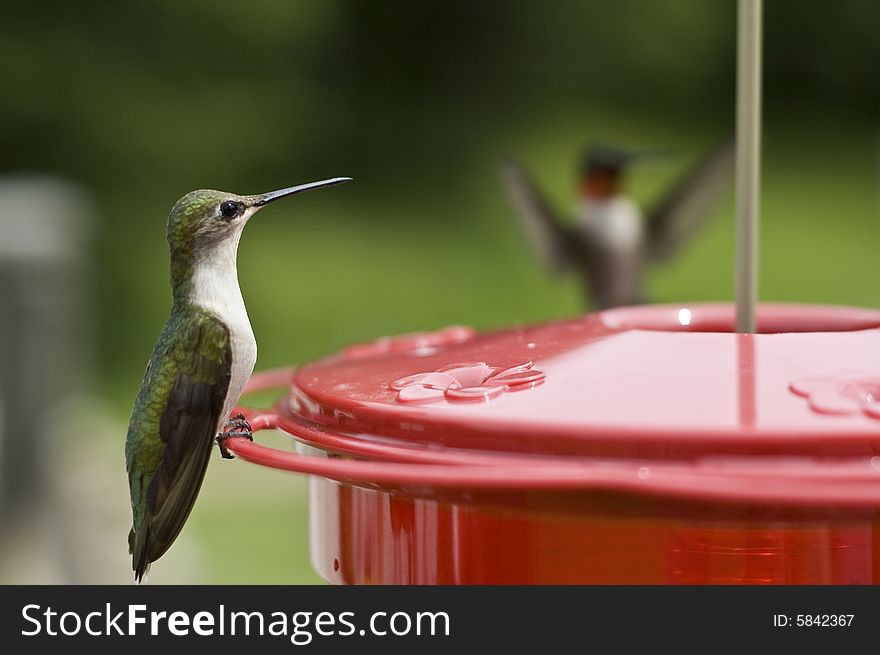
[637,467,651,480]
[526,342,537,350]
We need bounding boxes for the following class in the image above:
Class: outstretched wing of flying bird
[126,309,231,582]
[499,158,582,275]
[643,139,735,263]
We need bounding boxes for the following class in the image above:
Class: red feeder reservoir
[229,302,880,584]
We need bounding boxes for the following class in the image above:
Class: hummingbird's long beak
[252,177,352,206]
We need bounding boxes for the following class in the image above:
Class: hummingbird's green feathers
[125,305,232,582]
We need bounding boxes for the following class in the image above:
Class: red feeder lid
[287,303,880,459]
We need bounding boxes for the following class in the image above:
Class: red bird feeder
[229,303,880,584]
[226,1,880,585]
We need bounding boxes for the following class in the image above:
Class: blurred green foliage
[2,1,878,583]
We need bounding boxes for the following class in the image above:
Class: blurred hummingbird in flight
[501,140,733,309]
[125,177,351,582]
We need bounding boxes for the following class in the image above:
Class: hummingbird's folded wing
[129,313,232,581]
[500,158,577,274]
[644,138,735,263]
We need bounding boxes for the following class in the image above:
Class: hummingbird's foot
[216,413,253,459]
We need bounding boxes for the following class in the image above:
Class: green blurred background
[0,0,878,583]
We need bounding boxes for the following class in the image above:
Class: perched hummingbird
[125,178,351,582]
[500,140,734,309]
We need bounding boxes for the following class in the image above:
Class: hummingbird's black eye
[220,200,241,219]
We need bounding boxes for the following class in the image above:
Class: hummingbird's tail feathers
[134,561,151,584]
[147,434,214,565]
[499,157,575,275]
[132,525,152,583]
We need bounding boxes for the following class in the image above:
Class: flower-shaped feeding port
[789,370,880,420]
[390,361,546,404]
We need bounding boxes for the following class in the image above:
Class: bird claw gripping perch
[216,412,253,459]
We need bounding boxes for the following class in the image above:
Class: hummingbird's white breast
[189,233,258,428]
[578,196,644,252]
[578,195,646,306]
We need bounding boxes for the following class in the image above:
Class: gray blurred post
[735,0,762,333]
[0,176,92,520]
